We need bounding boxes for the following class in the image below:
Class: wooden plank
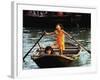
[37,48,80,53]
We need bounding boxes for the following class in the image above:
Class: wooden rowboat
[31,42,81,68]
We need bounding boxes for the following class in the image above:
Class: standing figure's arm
[63,30,72,39]
[45,31,55,35]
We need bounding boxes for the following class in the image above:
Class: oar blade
[87,50,91,54]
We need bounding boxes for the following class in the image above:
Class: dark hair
[56,23,64,30]
[45,46,54,54]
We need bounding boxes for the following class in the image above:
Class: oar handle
[23,31,45,62]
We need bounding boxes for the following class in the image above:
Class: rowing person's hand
[44,31,48,35]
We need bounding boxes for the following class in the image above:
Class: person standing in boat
[45,23,71,55]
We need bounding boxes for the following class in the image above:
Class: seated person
[44,46,54,55]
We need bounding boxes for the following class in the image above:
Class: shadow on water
[23,28,91,69]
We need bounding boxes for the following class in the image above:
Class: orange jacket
[55,30,65,50]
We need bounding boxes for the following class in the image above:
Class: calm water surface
[23,28,91,69]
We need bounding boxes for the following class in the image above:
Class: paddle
[64,32,91,54]
[23,31,45,62]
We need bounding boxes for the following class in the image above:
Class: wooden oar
[65,32,91,54]
[23,32,45,62]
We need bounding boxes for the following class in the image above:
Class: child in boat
[45,23,71,55]
[45,46,54,55]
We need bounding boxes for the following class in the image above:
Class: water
[23,28,91,69]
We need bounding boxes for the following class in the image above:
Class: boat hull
[32,55,73,68]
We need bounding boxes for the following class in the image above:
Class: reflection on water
[23,28,91,69]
